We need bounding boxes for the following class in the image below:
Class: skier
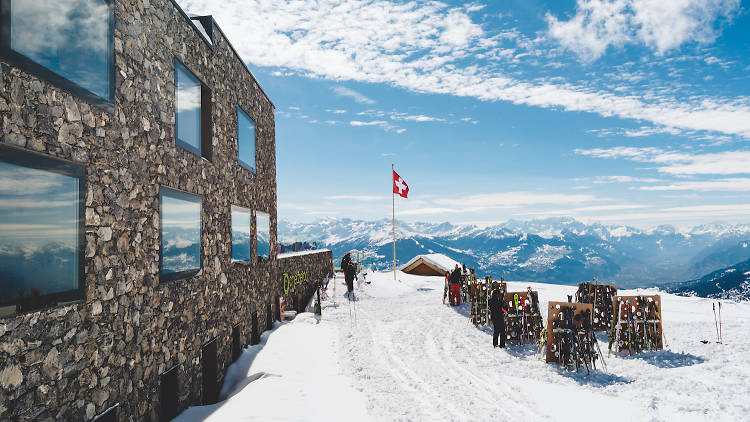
[344,260,356,298]
[489,287,507,348]
[449,265,462,305]
[340,253,352,273]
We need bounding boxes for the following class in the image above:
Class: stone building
[0,0,332,420]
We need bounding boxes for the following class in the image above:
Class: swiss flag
[393,170,409,198]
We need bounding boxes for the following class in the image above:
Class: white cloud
[349,120,403,133]
[576,147,750,175]
[327,195,385,201]
[178,0,750,138]
[546,0,740,60]
[519,204,652,217]
[350,120,386,127]
[591,175,662,183]
[332,86,375,104]
[325,109,347,114]
[397,191,604,217]
[389,113,445,122]
[433,192,600,208]
[640,178,750,191]
[592,204,750,223]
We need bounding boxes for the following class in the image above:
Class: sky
[178,0,750,229]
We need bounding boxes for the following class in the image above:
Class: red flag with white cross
[393,170,409,198]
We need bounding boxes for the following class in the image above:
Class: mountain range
[278,217,750,290]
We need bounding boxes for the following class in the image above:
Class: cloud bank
[179,0,750,138]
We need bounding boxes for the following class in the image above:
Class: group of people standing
[443,264,507,349]
[444,265,464,306]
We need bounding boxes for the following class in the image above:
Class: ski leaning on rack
[609,295,665,355]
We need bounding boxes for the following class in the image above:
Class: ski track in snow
[325,273,749,422]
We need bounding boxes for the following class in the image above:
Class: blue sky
[179,0,750,228]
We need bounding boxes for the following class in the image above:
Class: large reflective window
[231,207,251,262]
[175,61,202,155]
[8,0,111,100]
[0,149,83,311]
[256,211,270,262]
[160,187,201,280]
[237,108,256,172]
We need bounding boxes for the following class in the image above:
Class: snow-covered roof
[400,253,460,273]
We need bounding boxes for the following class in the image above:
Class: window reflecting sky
[161,191,201,275]
[0,161,79,301]
[231,208,250,262]
[256,211,270,260]
[237,108,256,171]
[11,0,110,99]
[176,62,202,153]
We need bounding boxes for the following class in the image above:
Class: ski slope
[175,271,749,421]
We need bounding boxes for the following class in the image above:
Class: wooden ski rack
[504,290,543,344]
[545,301,593,365]
[470,276,505,325]
[609,295,664,355]
[575,282,618,331]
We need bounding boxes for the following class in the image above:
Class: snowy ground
[175,271,749,421]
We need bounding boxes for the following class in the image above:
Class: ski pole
[712,303,719,343]
[718,302,723,343]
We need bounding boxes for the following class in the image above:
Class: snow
[278,249,331,259]
[173,313,371,422]
[174,272,750,421]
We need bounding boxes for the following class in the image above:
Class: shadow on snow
[626,350,705,368]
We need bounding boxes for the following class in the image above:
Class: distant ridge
[671,258,750,301]
[279,217,750,288]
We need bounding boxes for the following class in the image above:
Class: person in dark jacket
[340,253,352,272]
[488,288,507,348]
[449,265,462,305]
[344,261,356,298]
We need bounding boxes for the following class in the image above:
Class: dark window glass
[201,339,218,405]
[231,207,250,262]
[256,211,270,262]
[175,61,202,155]
[160,187,201,281]
[237,108,256,172]
[6,0,111,100]
[160,367,178,422]
[0,148,83,313]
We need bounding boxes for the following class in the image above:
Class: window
[231,324,241,362]
[237,108,256,172]
[0,146,84,316]
[175,60,212,159]
[256,211,270,263]
[0,0,113,104]
[231,207,251,262]
[160,367,178,422]
[201,338,218,405]
[159,187,201,282]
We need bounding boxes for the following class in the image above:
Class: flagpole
[392,163,396,280]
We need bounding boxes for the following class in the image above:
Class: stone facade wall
[278,251,335,314]
[0,1,318,420]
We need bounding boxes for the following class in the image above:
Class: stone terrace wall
[278,251,334,314]
[0,0,279,420]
